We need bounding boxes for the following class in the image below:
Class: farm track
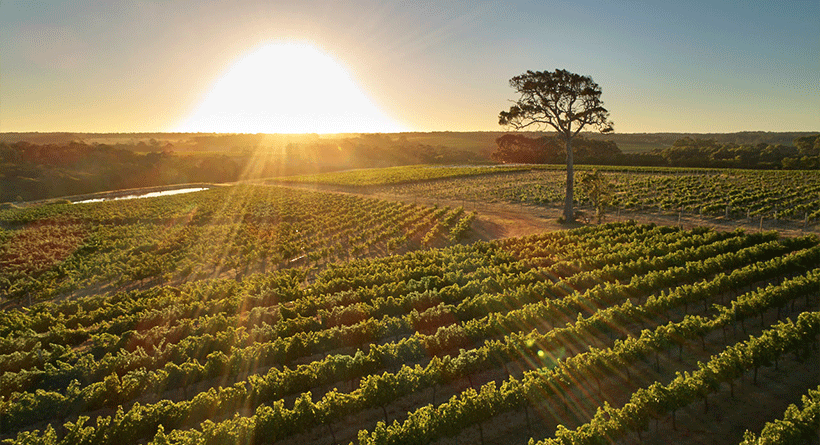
[266,180,818,240]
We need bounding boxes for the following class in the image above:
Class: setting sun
[175,42,406,134]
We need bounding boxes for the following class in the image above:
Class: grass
[268,164,532,186]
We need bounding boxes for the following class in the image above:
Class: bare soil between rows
[260,272,819,445]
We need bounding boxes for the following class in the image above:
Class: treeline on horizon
[1,132,817,203]
[0,134,484,202]
[1,130,814,152]
[491,134,820,169]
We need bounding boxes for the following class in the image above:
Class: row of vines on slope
[2,222,818,444]
[0,185,475,302]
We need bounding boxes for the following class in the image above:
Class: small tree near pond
[578,168,613,223]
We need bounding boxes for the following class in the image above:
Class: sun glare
[175,42,406,134]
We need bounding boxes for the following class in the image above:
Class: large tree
[499,69,613,222]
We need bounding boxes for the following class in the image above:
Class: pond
[73,187,208,204]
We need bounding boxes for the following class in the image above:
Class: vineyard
[325,166,820,224]
[0,185,475,302]
[268,165,530,187]
[1,216,818,443]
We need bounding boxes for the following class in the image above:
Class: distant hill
[2,131,816,154]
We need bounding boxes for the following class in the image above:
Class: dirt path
[375,193,818,240]
[267,182,818,240]
[21,180,815,240]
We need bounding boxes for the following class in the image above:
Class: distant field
[268,164,531,186]
[615,141,667,153]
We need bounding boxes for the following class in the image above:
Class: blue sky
[1,0,818,133]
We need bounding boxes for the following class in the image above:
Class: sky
[1,0,818,134]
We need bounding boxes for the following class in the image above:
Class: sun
[175,42,406,134]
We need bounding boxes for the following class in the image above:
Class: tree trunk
[563,137,574,221]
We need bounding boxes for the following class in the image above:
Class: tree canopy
[499,69,612,138]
